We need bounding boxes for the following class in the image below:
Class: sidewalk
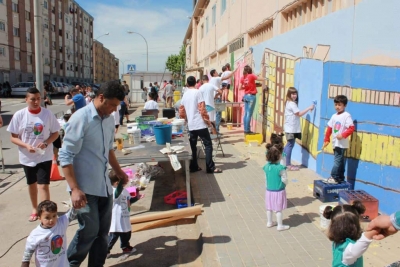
[191,126,399,267]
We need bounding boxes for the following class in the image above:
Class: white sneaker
[324,177,338,184]
[267,222,277,228]
[277,225,290,231]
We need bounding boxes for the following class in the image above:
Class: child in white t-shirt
[107,170,136,257]
[143,92,159,111]
[323,95,355,184]
[111,105,121,134]
[221,64,232,103]
[22,200,76,267]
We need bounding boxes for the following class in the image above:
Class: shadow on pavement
[285,212,319,227]
[109,233,231,267]
[288,196,317,207]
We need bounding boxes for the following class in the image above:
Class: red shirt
[240,74,258,95]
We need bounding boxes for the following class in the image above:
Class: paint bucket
[227,122,233,130]
[153,125,172,145]
[172,119,185,134]
[320,205,331,229]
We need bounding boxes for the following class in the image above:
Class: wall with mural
[235,0,400,214]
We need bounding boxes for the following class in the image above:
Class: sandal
[190,167,202,173]
[207,168,223,174]
[287,165,299,171]
[28,213,38,222]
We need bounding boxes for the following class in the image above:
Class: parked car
[62,83,74,94]
[11,82,35,96]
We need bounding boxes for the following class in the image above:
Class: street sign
[127,64,136,73]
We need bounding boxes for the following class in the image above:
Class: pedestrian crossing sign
[127,64,136,73]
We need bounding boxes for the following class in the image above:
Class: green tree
[165,46,186,79]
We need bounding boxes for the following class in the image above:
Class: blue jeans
[108,232,132,251]
[331,147,347,182]
[243,94,256,132]
[68,194,112,267]
[215,98,222,133]
[284,139,295,166]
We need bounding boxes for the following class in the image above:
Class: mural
[233,0,400,215]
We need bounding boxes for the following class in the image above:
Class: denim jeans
[331,147,347,182]
[215,98,222,133]
[108,231,132,251]
[68,194,112,267]
[189,128,215,172]
[243,94,256,132]
[283,138,295,166]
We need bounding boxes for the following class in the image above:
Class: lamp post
[127,31,148,72]
[94,32,109,41]
[33,0,43,105]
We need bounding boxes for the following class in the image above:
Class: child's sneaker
[324,177,338,184]
[277,225,290,231]
[267,222,277,228]
[122,246,137,254]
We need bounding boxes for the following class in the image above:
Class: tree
[165,46,186,79]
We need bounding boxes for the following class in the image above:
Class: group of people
[6,81,138,266]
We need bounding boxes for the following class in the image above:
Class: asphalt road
[0,95,69,170]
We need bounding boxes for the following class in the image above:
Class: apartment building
[93,40,119,83]
[183,0,400,215]
[0,0,94,86]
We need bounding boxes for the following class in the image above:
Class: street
[0,96,69,170]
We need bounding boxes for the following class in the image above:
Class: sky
[77,0,193,76]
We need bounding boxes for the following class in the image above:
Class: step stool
[338,190,379,220]
[313,180,352,202]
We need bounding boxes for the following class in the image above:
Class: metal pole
[127,32,148,71]
[34,0,43,105]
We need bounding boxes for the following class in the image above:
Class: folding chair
[197,133,225,161]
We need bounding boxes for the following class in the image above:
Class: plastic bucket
[227,122,233,130]
[153,125,172,145]
[132,129,141,145]
[172,119,185,134]
[320,205,331,229]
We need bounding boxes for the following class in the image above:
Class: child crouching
[107,170,136,257]
[22,200,76,266]
[264,142,289,231]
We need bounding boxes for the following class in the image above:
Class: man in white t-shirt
[199,75,221,122]
[323,95,355,184]
[179,76,222,174]
[143,92,159,111]
[7,87,60,223]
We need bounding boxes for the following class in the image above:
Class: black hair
[196,79,200,83]
[323,200,365,244]
[63,114,71,122]
[222,65,227,72]
[269,133,284,146]
[210,69,217,76]
[169,80,173,84]
[26,87,40,95]
[96,81,126,101]
[187,76,196,86]
[202,75,209,81]
[149,83,153,87]
[37,200,57,217]
[334,95,348,106]
[148,92,156,99]
[108,169,120,184]
[265,143,283,163]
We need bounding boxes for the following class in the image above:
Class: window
[59,29,62,36]
[221,0,226,15]
[26,32,31,42]
[0,0,3,4]
[43,1,48,9]
[206,17,209,33]
[60,63,63,69]
[27,55,33,64]
[212,5,216,26]
[59,46,63,52]
[12,2,18,13]
[0,47,5,56]
[25,11,30,20]
[13,27,20,37]
[59,11,62,19]
[0,21,5,31]
[52,41,56,49]
[43,19,48,29]
[51,24,55,31]
[15,50,20,61]
[44,38,48,47]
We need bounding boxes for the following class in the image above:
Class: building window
[26,32,31,42]
[15,50,20,61]
[0,21,5,31]
[0,0,3,4]
[27,55,33,64]
[0,47,5,56]
[43,1,48,9]
[44,38,48,47]
[59,11,62,19]
[59,29,62,36]
[13,27,20,37]
[212,5,216,26]
[12,2,18,13]
[221,0,226,15]
[206,17,209,33]
[52,24,55,32]
[25,11,30,20]
[60,63,63,69]
[52,41,56,49]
